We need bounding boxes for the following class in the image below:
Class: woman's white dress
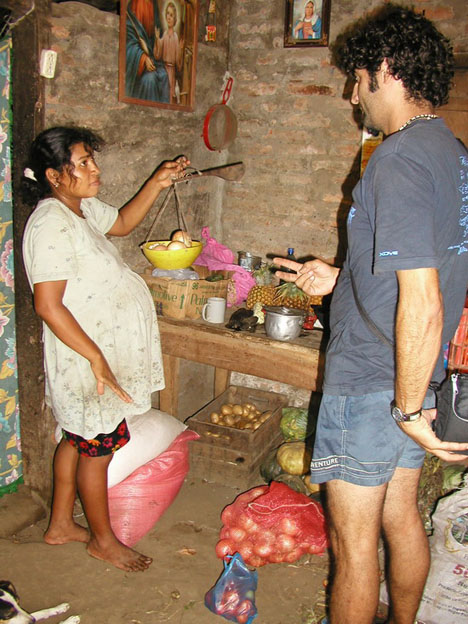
[22,196,165,439]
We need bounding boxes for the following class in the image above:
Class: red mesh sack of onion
[216,481,328,567]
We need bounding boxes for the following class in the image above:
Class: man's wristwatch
[391,401,422,423]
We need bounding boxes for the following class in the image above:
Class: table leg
[160,354,181,418]
[214,367,231,397]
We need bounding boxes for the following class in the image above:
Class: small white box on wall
[39,49,57,78]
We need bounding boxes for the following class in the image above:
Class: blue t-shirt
[323,118,468,395]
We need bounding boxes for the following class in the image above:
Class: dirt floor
[1,478,331,624]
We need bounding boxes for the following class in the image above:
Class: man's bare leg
[382,466,429,624]
[326,479,387,624]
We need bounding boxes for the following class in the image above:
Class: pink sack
[108,430,200,546]
[194,227,256,306]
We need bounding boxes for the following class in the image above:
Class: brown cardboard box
[141,265,232,320]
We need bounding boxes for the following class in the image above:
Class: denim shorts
[309,390,429,486]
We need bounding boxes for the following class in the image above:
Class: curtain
[0,36,22,497]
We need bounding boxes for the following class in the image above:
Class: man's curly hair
[332,4,454,107]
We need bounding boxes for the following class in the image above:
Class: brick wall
[44,0,467,268]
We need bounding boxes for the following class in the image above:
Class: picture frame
[119,0,199,111]
[284,0,331,48]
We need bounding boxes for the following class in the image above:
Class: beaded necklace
[397,114,439,132]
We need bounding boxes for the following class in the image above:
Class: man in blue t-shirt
[275,5,468,624]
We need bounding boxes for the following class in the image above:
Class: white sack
[107,409,186,488]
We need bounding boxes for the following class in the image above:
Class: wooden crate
[186,386,287,488]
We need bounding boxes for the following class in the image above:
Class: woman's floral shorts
[63,419,130,457]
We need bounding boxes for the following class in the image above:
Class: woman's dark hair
[22,126,104,205]
[332,4,454,107]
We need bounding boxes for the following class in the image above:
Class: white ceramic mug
[202,297,226,323]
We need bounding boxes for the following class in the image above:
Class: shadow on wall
[52,0,119,13]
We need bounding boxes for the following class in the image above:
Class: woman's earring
[54,181,59,188]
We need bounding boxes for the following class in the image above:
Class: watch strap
[391,401,423,422]
[400,407,422,418]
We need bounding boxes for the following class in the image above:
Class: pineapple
[273,282,310,310]
[252,263,276,286]
[246,282,322,310]
[246,285,276,308]
[246,261,323,310]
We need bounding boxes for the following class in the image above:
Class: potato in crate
[186,386,288,489]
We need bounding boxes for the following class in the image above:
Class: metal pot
[264,306,305,342]
[237,251,262,272]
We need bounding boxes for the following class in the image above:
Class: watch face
[391,406,405,422]
[391,404,421,422]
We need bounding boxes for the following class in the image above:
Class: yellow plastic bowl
[141,240,203,270]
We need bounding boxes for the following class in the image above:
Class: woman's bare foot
[44,521,90,545]
[87,536,153,572]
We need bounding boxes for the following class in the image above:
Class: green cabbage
[280,407,312,441]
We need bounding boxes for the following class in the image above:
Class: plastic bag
[193,227,256,306]
[416,482,468,623]
[151,268,199,280]
[216,481,328,567]
[205,553,258,624]
[108,429,199,546]
[195,226,236,265]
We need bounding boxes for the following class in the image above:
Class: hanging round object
[203,77,238,151]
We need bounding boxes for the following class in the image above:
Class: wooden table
[158,315,326,417]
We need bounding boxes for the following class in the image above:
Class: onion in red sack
[253,541,273,558]
[268,551,286,564]
[285,547,304,563]
[230,526,247,543]
[216,539,234,558]
[238,513,259,533]
[221,505,234,525]
[237,540,254,562]
[277,533,297,553]
[279,516,300,536]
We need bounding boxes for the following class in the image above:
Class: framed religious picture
[284,0,331,48]
[119,0,199,111]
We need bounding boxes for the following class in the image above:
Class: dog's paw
[61,616,80,624]
[54,602,71,614]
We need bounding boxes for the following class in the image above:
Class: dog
[0,581,80,624]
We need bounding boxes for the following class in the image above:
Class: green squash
[276,441,312,475]
[260,447,284,483]
[274,473,310,495]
